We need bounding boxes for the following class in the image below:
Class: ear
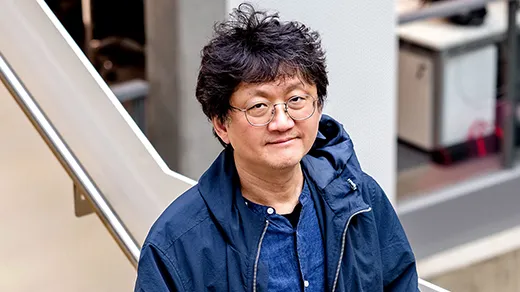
[212,117,230,145]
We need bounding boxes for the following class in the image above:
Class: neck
[235,160,304,215]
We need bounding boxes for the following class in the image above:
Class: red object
[467,120,490,157]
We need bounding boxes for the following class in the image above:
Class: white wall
[227,1,398,201]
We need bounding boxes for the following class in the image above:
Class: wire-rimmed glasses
[230,94,317,127]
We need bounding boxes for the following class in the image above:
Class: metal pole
[503,0,519,168]
[0,52,141,266]
[399,0,498,25]
[81,0,94,61]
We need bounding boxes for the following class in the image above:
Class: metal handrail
[0,52,141,267]
[399,0,499,25]
[419,278,451,292]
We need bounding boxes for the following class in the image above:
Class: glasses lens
[246,102,272,126]
[287,95,315,120]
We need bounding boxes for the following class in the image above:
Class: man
[135,3,419,291]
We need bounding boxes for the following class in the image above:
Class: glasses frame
[230,95,318,127]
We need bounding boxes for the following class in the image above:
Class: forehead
[233,76,316,98]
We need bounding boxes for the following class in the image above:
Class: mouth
[267,137,297,145]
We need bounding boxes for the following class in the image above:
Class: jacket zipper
[253,220,270,292]
[331,207,372,292]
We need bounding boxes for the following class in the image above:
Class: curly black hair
[196,3,328,146]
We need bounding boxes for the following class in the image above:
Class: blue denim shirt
[246,180,325,291]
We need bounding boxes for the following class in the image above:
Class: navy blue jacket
[135,115,419,291]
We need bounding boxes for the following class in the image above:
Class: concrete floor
[0,84,135,291]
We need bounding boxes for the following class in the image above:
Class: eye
[289,95,306,103]
[287,95,310,111]
[247,103,268,111]
[246,102,270,118]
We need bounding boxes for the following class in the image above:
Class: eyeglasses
[230,94,317,127]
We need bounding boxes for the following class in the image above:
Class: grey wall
[146,0,226,180]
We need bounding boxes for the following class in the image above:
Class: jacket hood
[303,114,364,190]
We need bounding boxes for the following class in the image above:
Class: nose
[267,103,294,132]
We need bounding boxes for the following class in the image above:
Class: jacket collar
[198,148,266,253]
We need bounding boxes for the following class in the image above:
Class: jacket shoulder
[358,173,419,288]
[143,184,210,250]
[356,172,389,206]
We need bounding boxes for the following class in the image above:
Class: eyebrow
[249,80,308,97]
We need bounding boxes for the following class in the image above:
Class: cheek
[229,124,262,148]
[303,118,320,147]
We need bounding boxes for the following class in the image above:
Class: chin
[259,141,309,170]
[265,154,303,170]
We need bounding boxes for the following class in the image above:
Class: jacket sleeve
[134,243,185,292]
[366,174,420,292]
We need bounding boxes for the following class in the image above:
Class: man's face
[213,76,322,172]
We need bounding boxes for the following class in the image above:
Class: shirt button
[245,202,248,206]
[267,207,274,215]
[304,280,310,288]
